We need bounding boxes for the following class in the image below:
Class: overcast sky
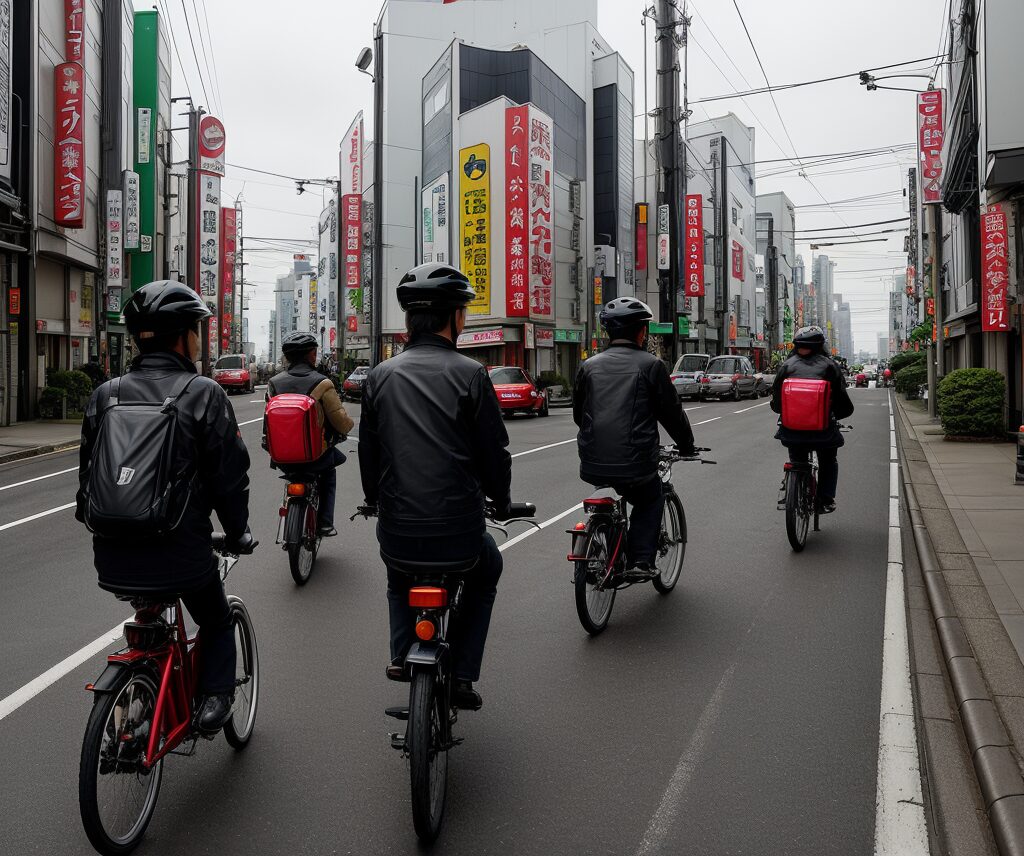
[151,0,946,356]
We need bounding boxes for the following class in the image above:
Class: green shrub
[938,368,1005,437]
[538,371,571,394]
[38,387,66,419]
[50,369,94,401]
[889,350,925,374]
[895,364,928,397]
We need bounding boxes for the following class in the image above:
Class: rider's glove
[226,527,259,555]
[675,443,697,458]
[492,502,513,522]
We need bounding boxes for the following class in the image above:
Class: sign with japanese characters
[684,194,705,297]
[731,241,744,280]
[523,321,535,350]
[917,90,945,204]
[981,204,1010,332]
[459,143,491,315]
[105,190,123,290]
[220,207,237,350]
[0,0,12,184]
[196,173,220,312]
[122,171,140,250]
[54,62,85,228]
[536,327,554,348]
[635,204,648,271]
[421,173,449,264]
[342,193,362,319]
[198,115,226,176]
[64,0,84,62]
[318,197,339,350]
[137,107,151,164]
[456,328,503,348]
[308,276,318,336]
[340,112,363,196]
[528,106,553,321]
[505,105,529,317]
[657,204,670,270]
[69,273,93,335]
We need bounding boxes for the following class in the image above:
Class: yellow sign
[593,276,603,305]
[459,143,491,315]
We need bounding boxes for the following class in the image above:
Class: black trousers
[610,476,665,567]
[180,575,236,696]
[788,446,839,500]
[381,529,502,682]
[287,446,345,526]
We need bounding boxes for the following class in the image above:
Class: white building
[756,190,796,349]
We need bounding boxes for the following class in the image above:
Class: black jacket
[573,342,695,485]
[358,333,512,538]
[77,351,251,594]
[770,350,855,449]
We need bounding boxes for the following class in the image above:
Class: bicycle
[779,424,851,552]
[275,472,321,585]
[353,501,537,844]
[567,446,715,636]
[78,535,259,855]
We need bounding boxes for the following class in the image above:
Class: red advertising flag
[53,62,85,229]
[635,203,648,272]
[64,0,84,62]
[917,90,945,204]
[505,105,529,317]
[220,207,237,348]
[981,204,1010,332]
[683,195,704,297]
[731,240,743,280]
[342,193,362,306]
[527,107,554,320]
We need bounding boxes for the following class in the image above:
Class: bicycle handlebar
[351,501,539,526]
[660,445,717,465]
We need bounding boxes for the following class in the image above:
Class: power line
[177,0,211,108]
[734,143,914,168]
[197,0,225,112]
[188,0,220,114]
[156,0,192,101]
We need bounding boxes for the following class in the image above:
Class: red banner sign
[54,62,85,229]
[731,241,743,280]
[635,203,648,271]
[347,315,358,333]
[926,297,934,317]
[64,0,84,61]
[528,108,554,320]
[220,207,237,349]
[684,194,704,297]
[342,193,362,302]
[505,105,529,317]
[917,90,945,204]
[981,204,1010,331]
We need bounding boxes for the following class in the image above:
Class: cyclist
[76,281,255,734]
[266,331,354,536]
[573,297,696,578]
[770,325,854,514]
[358,263,511,711]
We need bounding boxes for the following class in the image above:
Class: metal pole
[655,0,680,363]
[186,105,206,371]
[720,137,729,352]
[642,11,649,308]
[337,179,346,375]
[370,23,384,367]
[932,203,944,379]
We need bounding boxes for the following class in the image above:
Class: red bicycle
[78,536,259,855]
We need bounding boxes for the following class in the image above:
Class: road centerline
[0,466,78,492]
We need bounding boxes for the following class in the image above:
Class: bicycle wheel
[223,597,260,749]
[287,500,318,585]
[574,523,617,635]
[785,472,810,552]
[407,670,449,844]
[652,492,687,593]
[79,669,163,855]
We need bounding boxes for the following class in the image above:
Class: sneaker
[625,562,656,582]
[819,499,837,515]
[385,657,410,682]
[452,680,482,711]
[195,693,233,734]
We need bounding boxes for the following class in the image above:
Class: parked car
[699,356,758,401]
[854,372,869,388]
[342,365,369,401]
[212,353,254,394]
[488,366,549,417]
[753,370,773,397]
[670,353,710,401]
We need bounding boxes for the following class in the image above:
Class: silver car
[670,353,710,400]
[699,356,758,401]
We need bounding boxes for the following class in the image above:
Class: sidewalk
[0,420,82,464]
[898,398,1024,662]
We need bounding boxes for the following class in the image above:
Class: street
[0,387,895,855]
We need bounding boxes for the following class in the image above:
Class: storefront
[457,327,510,367]
[553,327,583,384]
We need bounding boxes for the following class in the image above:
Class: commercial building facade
[756,190,796,352]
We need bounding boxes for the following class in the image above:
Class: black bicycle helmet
[123,280,211,336]
[793,325,826,348]
[396,263,476,310]
[281,330,318,356]
[599,297,653,334]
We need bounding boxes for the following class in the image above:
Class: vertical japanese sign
[122,171,140,250]
[196,172,221,308]
[318,197,339,350]
[220,207,237,350]
[917,90,945,204]
[684,194,705,297]
[528,107,553,321]
[0,0,12,184]
[105,190,123,299]
[54,62,85,228]
[308,276,318,337]
[421,174,449,264]
[64,0,84,62]
[340,112,363,196]
[198,115,226,176]
[137,108,151,164]
[731,241,744,280]
[657,204,670,270]
[981,204,1010,332]
[72,272,94,334]
[635,203,648,272]
[342,193,362,319]
[505,105,529,317]
[459,143,491,315]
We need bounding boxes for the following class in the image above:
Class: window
[215,355,245,369]
[488,367,529,385]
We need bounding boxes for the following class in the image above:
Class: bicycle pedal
[385,706,409,721]
[388,732,406,751]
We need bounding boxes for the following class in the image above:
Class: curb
[0,441,80,466]
[896,401,1024,856]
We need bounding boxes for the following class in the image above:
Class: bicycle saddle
[381,553,479,576]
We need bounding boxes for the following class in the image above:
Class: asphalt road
[0,385,894,855]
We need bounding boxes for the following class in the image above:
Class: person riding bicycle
[266,331,354,536]
[76,281,255,734]
[358,262,512,711]
[770,325,854,514]
[573,297,697,578]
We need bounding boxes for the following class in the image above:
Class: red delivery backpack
[780,378,832,432]
[264,394,326,465]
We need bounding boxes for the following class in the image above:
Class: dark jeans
[289,446,346,526]
[611,476,665,567]
[381,529,502,682]
[789,446,839,500]
[180,575,235,696]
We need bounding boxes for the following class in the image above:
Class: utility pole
[718,137,730,352]
[185,104,210,373]
[927,202,942,418]
[370,20,384,367]
[655,0,681,364]
[766,215,778,353]
[234,197,244,354]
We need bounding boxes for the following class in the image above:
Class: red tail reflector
[415,619,436,641]
[279,506,288,517]
[409,586,448,608]
[573,521,586,531]
[584,497,616,512]
[286,483,306,497]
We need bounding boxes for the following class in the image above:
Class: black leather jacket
[573,342,695,485]
[77,351,251,594]
[358,333,512,538]
[770,350,855,448]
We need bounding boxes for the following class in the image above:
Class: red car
[854,372,868,388]
[488,366,549,418]
[213,354,254,394]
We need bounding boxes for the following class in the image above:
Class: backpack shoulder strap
[105,377,122,409]
[162,373,200,411]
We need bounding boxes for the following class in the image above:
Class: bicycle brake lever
[701,459,718,465]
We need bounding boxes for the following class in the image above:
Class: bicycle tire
[286,500,317,585]
[79,669,163,855]
[223,597,260,749]
[785,472,809,552]
[574,522,617,635]
[652,492,687,593]
[408,670,449,844]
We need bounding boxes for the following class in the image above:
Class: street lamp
[355,47,374,79]
[356,31,384,367]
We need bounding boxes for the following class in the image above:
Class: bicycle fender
[89,661,132,694]
[406,641,446,668]
[283,498,306,545]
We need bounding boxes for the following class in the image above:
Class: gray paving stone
[921,506,970,554]
[911,607,944,675]
[908,583,930,611]
[993,697,1024,762]
[938,552,983,586]
[997,615,1024,667]
[908,459,938,485]
[949,585,999,621]
[915,482,951,509]
[963,618,1024,697]
[916,671,954,721]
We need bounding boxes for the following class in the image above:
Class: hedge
[895,364,928,397]
[938,368,1005,437]
[888,350,925,374]
[50,369,93,401]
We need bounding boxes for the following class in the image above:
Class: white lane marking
[499,503,583,552]
[248,399,263,403]
[511,438,575,459]
[0,466,78,492]
[683,405,705,412]
[635,663,737,855]
[875,391,928,855]
[237,416,263,426]
[733,401,770,414]
[692,416,721,426]
[0,502,76,532]
[0,620,126,723]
